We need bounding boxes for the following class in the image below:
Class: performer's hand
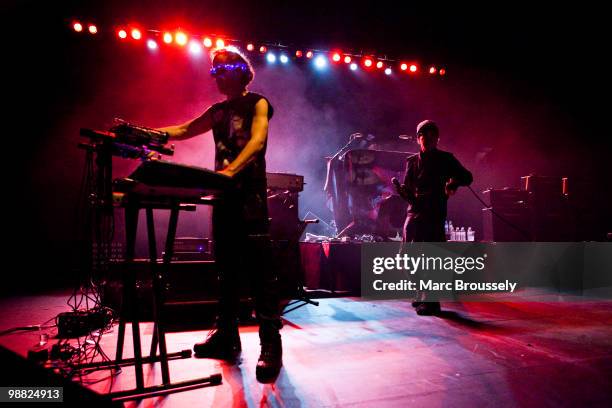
[392,177,412,202]
[391,177,402,193]
[217,168,235,178]
[445,179,458,197]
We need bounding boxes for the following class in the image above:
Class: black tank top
[210,92,274,190]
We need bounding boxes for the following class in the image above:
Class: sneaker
[255,341,282,383]
[415,302,441,316]
[193,327,241,361]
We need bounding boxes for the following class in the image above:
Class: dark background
[3,1,610,292]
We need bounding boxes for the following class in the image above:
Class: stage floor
[1,291,612,407]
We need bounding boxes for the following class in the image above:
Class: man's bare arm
[157,108,214,140]
[219,98,269,177]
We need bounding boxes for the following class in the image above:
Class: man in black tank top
[157,48,282,383]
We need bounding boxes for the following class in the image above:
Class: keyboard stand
[78,198,222,402]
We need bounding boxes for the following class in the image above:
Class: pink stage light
[246,43,254,51]
[295,50,303,58]
[203,37,213,47]
[215,39,225,48]
[332,53,341,62]
[376,61,383,69]
[260,45,267,53]
[439,68,446,76]
[306,51,313,58]
[118,29,127,39]
[344,56,351,63]
[364,58,373,67]
[163,32,173,44]
[73,22,83,32]
[429,66,437,74]
[400,63,408,71]
[409,64,418,72]
[88,24,97,34]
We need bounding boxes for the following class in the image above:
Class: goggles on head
[210,63,249,77]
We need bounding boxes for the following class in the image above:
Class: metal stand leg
[118,204,144,388]
[145,207,171,384]
[146,208,159,358]
[114,206,137,364]
[282,220,320,315]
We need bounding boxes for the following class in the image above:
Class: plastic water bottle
[460,227,465,241]
[467,227,475,242]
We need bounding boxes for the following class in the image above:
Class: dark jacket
[402,149,473,219]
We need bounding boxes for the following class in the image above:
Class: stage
[1,291,611,407]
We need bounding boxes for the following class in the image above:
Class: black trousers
[403,211,446,302]
[212,188,281,342]
[403,212,446,243]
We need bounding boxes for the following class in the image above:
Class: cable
[52,142,120,385]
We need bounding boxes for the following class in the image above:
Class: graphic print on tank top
[211,92,273,183]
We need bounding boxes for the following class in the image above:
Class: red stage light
[246,43,254,51]
[203,37,213,47]
[260,46,267,53]
[215,39,225,48]
[376,61,383,69]
[439,68,446,76]
[88,24,97,34]
[73,22,83,32]
[131,29,142,40]
[400,63,408,71]
[409,64,418,72]
[118,29,127,39]
[163,32,173,44]
[429,66,437,74]
[332,53,341,62]
[364,58,373,67]
[175,31,188,46]
[295,50,303,58]
[306,51,313,58]
[344,56,351,63]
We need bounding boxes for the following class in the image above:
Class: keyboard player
[156,47,282,383]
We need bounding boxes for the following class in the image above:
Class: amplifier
[164,237,212,261]
[482,188,529,208]
[268,190,300,240]
[173,237,211,253]
[521,175,563,195]
[482,207,531,242]
[267,172,304,192]
[522,175,566,227]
